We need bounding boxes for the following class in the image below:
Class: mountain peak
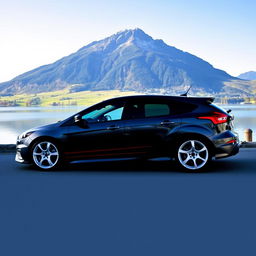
[238,71,256,80]
[109,28,153,44]
[0,28,241,96]
[79,28,154,53]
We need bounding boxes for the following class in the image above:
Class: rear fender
[166,125,215,156]
[175,124,214,137]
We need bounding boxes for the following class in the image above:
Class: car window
[144,103,170,117]
[103,107,124,121]
[123,101,171,119]
[122,103,144,120]
[171,101,198,114]
[82,104,124,123]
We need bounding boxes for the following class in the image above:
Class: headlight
[19,131,34,139]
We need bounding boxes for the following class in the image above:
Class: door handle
[160,120,175,126]
[107,125,120,130]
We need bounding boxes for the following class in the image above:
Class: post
[244,129,253,142]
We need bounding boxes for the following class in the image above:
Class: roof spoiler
[206,97,215,104]
[185,96,215,104]
[179,86,214,104]
[193,97,215,104]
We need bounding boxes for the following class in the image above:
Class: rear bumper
[213,130,240,159]
[215,142,240,159]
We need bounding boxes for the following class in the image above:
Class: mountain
[238,71,256,80]
[0,28,246,96]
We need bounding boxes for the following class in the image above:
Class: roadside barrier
[244,129,253,142]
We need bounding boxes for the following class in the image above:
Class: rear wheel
[175,139,210,171]
[32,141,60,170]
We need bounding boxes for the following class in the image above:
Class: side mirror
[74,115,88,128]
[74,114,81,123]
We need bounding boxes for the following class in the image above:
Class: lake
[0,105,256,144]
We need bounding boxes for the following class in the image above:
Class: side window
[144,104,170,117]
[123,101,171,120]
[103,107,124,121]
[122,103,144,120]
[81,103,124,123]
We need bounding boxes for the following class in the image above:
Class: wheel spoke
[184,155,191,164]
[197,156,206,162]
[38,144,44,152]
[192,159,198,168]
[34,152,43,156]
[190,140,195,149]
[47,157,54,166]
[50,152,58,156]
[198,146,207,153]
[39,157,45,164]
[179,149,190,154]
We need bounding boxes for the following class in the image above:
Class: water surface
[0,106,84,144]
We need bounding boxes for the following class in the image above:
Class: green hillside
[0,89,139,107]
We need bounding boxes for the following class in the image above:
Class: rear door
[121,99,181,156]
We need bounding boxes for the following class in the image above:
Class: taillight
[226,139,236,144]
[197,112,228,124]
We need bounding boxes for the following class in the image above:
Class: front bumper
[15,144,30,163]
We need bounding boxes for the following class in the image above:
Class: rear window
[171,102,198,114]
[144,104,170,117]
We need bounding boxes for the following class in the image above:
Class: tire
[31,140,61,170]
[175,138,211,171]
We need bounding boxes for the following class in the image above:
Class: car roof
[105,94,214,104]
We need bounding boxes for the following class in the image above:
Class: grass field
[0,88,140,107]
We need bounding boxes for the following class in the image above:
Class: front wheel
[32,141,61,170]
[175,139,211,171]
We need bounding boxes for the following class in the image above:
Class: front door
[64,100,128,161]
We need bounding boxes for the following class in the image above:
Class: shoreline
[1,103,256,108]
[1,142,256,153]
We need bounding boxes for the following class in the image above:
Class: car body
[16,95,239,171]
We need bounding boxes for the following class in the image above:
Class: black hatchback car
[16,95,239,171]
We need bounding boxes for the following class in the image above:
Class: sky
[0,0,255,82]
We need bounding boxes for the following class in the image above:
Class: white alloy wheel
[177,140,209,170]
[32,141,60,170]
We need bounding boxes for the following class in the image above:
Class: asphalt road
[1,148,256,256]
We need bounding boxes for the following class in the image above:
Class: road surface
[0,148,256,256]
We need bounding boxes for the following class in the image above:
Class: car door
[63,100,128,160]
[121,99,181,156]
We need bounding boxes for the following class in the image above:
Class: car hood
[23,122,60,135]
[32,122,60,131]
[18,122,61,141]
